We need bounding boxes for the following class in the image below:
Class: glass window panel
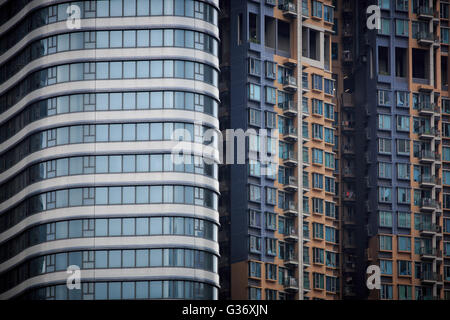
[136,218,149,235]
[137,61,149,78]
[150,249,163,266]
[137,0,150,16]
[109,187,122,205]
[136,186,149,203]
[136,250,149,267]
[137,30,149,47]
[137,123,149,140]
[150,91,163,108]
[150,60,163,77]
[109,218,122,235]
[150,30,163,46]
[149,217,162,234]
[137,92,149,109]
[150,0,163,15]
[123,187,135,204]
[150,186,162,202]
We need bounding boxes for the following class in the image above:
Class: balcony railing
[419,247,438,257]
[417,31,439,45]
[283,76,298,91]
[417,5,434,18]
[419,223,442,234]
[282,100,298,117]
[342,92,354,107]
[284,277,299,291]
[343,191,356,201]
[343,167,356,178]
[284,253,299,266]
[342,120,356,131]
[283,151,298,166]
[419,150,439,162]
[284,227,299,241]
[284,201,298,216]
[284,176,298,192]
[420,175,440,185]
[343,50,353,63]
[420,272,439,282]
[343,144,355,154]
[420,198,440,210]
[279,2,297,18]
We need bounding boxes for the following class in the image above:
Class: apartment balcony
[417,31,439,46]
[419,223,442,236]
[284,277,299,292]
[284,227,299,242]
[342,1,353,14]
[343,261,356,273]
[342,190,356,202]
[419,247,440,260]
[342,50,353,64]
[342,92,354,108]
[343,26,353,38]
[341,120,356,132]
[418,127,438,140]
[282,101,298,117]
[419,150,439,163]
[418,102,434,115]
[283,76,298,92]
[420,175,440,188]
[284,201,298,217]
[284,176,298,192]
[284,253,299,267]
[283,126,298,142]
[420,272,439,284]
[343,215,356,227]
[342,167,356,179]
[342,144,356,156]
[417,6,434,19]
[279,2,297,19]
[343,240,357,251]
[283,151,298,167]
[420,198,439,212]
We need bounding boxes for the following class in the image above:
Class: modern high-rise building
[335,0,449,300]
[219,0,340,300]
[219,0,450,301]
[0,0,220,299]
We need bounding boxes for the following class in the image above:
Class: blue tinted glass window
[150,185,162,202]
[150,60,162,77]
[96,62,109,79]
[109,218,122,235]
[136,186,149,203]
[150,30,163,46]
[137,61,149,78]
[95,282,107,299]
[136,281,149,299]
[136,217,149,234]
[123,250,135,268]
[150,249,163,266]
[109,250,121,267]
[95,219,108,236]
[151,0,163,15]
[137,0,150,16]
[109,282,121,299]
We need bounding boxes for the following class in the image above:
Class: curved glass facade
[0,0,220,300]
